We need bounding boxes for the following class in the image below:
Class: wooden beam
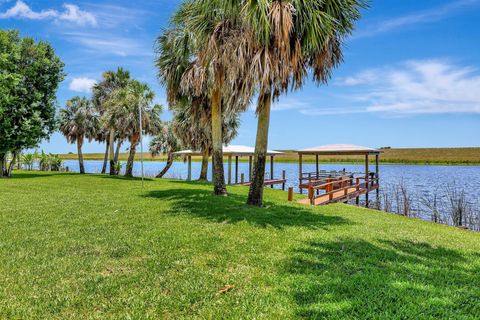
[315,155,319,179]
[282,170,286,191]
[187,155,192,181]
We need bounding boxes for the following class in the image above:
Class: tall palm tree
[92,68,131,175]
[244,0,366,206]
[105,80,162,177]
[156,18,252,193]
[149,121,181,178]
[58,97,99,174]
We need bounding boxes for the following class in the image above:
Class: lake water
[61,160,480,226]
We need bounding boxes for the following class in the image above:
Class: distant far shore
[58,147,480,165]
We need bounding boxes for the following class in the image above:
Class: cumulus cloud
[69,77,96,93]
[0,1,96,26]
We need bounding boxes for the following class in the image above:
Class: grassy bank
[58,147,480,165]
[1,171,480,319]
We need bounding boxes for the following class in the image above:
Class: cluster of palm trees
[58,68,162,177]
[156,0,366,206]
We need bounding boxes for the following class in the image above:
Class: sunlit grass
[1,171,479,319]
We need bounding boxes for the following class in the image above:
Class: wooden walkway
[298,184,378,206]
[297,175,379,206]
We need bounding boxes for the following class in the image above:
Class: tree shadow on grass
[142,186,351,230]
[8,171,79,179]
[287,238,480,319]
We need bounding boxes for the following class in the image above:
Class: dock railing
[307,173,379,206]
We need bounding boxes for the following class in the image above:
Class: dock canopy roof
[297,144,381,155]
[174,145,283,157]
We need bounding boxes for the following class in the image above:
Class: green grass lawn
[1,171,480,319]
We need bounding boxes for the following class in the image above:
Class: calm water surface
[63,159,480,202]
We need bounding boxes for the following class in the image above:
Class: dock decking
[298,183,378,206]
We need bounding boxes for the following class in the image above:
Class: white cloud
[281,60,480,116]
[62,32,152,57]
[338,60,480,115]
[69,77,96,93]
[0,1,96,26]
[356,0,480,38]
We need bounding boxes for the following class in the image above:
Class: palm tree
[243,0,365,206]
[58,97,99,174]
[105,80,162,177]
[149,121,181,178]
[171,96,241,181]
[92,68,131,175]
[156,19,252,192]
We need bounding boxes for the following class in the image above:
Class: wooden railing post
[308,183,314,205]
[288,187,293,201]
[240,173,244,184]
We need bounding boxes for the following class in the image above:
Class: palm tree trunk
[199,148,209,181]
[77,135,85,174]
[247,89,272,206]
[101,139,109,174]
[109,130,116,175]
[211,70,227,196]
[156,152,173,178]
[114,140,122,164]
[125,132,139,177]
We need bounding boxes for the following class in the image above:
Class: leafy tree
[0,30,64,177]
[58,97,99,174]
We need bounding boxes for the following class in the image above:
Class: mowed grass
[1,171,480,319]
[59,147,480,165]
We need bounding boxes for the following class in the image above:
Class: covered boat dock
[174,145,286,188]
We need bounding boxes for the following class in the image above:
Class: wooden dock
[298,184,378,206]
[297,175,379,206]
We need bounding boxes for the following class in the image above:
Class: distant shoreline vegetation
[56,147,480,166]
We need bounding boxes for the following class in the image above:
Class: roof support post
[187,155,192,181]
[249,156,252,182]
[270,155,274,188]
[316,155,319,179]
[228,155,232,185]
[299,153,303,194]
[235,156,239,184]
[365,154,369,207]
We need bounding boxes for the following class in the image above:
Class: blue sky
[1,0,480,153]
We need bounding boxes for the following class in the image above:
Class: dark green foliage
[0,30,64,177]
